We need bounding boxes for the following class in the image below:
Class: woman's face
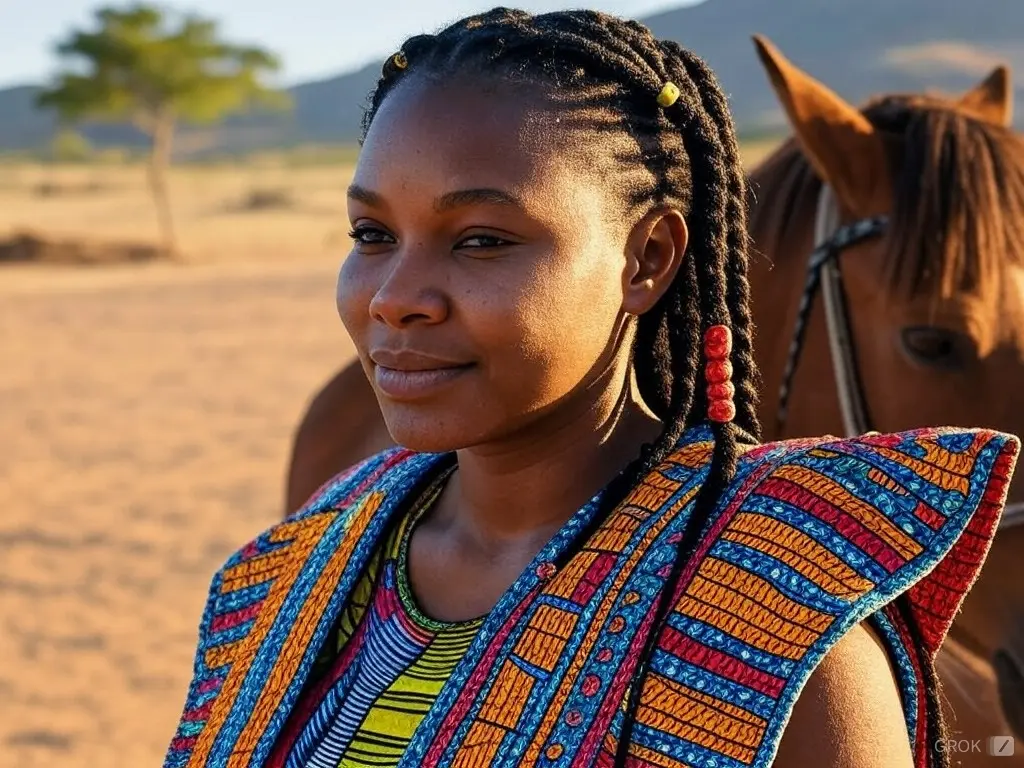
[338,74,680,453]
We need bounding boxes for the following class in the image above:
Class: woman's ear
[622,209,688,315]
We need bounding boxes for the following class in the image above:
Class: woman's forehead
[354,75,608,211]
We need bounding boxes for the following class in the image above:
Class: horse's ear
[752,34,889,218]
[958,65,1013,127]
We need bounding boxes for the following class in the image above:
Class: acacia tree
[37,4,290,256]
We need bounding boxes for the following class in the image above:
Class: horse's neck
[938,633,1006,740]
[946,618,997,664]
[746,185,847,440]
[943,631,996,679]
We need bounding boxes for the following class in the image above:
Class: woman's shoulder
[772,619,915,768]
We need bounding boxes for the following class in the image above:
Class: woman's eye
[456,234,513,249]
[346,229,513,250]
[348,227,394,245]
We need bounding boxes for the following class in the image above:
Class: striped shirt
[268,469,482,767]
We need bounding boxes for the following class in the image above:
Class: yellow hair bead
[657,82,680,108]
[392,52,408,70]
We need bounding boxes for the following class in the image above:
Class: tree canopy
[37,4,290,132]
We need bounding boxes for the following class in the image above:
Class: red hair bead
[703,325,732,352]
[705,339,730,360]
[708,399,737,423]
[705,359,733,385]
[707,381,735,402]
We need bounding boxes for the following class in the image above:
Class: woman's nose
[368,249,449,328]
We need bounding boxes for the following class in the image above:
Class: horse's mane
[747,94,1024,300]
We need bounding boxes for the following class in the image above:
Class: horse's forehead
[892,269,1024,352]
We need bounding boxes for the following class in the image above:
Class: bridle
[777,183,1024,530]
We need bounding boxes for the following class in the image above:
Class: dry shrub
[233,186,296,212]
[33,180,113,198]
[0,231,169,265]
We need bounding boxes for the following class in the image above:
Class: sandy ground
[1,257,356,767]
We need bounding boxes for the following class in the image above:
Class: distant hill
[642,0,1024,128]
[2,0,1022,155]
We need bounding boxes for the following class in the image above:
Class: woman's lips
[373,364,474,401]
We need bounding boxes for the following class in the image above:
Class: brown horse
[284,38,1024,762]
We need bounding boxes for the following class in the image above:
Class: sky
[0,0,700,89]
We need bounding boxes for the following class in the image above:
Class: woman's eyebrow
[433,188,524,213]
[347,184,523,213]
[347,184,384,207]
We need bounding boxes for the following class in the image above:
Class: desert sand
[2,255,355,767]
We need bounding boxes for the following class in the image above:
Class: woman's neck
[435,370,663,555]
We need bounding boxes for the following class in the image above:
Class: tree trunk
[147,111,178,258]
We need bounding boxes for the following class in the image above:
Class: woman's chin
[381,411,484,455]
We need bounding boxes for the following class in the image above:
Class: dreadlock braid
[671,43,762,440]
[360,9,762,765]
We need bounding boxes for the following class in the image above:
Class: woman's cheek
[336,253,375,338]
[498,286,596,398]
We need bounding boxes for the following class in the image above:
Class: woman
[165,9,1019,768]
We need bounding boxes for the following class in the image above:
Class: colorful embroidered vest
[165,425,1018,768]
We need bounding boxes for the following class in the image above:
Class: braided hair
[361,8,763,764]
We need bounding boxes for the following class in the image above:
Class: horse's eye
[900,326,971,370]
